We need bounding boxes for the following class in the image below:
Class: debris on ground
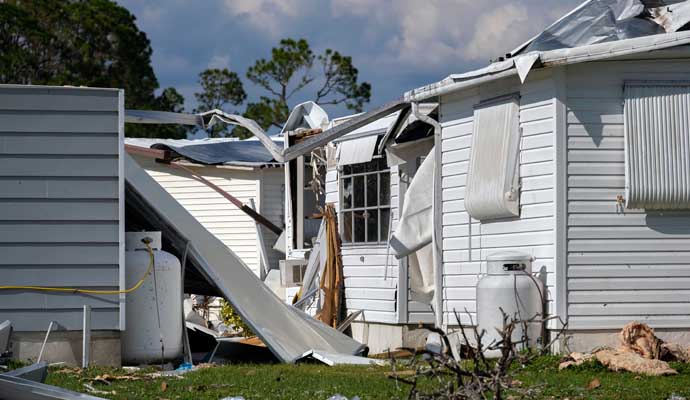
[586,378,601,390]
[328,395,360,400]
[560,321,690,376]
[84,383,117,396]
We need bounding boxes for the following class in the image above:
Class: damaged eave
[281,98,409,162]
[405,30,690,103]
[125,103,411,164]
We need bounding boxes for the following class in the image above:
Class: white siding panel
[439,75,556,327]
[566,60,690,329]
[131,155,268,275]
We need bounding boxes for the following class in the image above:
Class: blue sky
[118,0,582,120]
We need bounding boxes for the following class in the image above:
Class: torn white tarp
[125,154,365,363]
[389,148,435,302]
[336,135,379,166]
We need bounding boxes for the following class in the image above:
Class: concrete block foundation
[10,330,121,367]
[351,322,431,355]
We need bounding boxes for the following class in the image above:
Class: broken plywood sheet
[124,153,365,363]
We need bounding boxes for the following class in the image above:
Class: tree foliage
[195,38,372,138]
[194,68,246,137]
[0,0,186,138]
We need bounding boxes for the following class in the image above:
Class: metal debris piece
[2,362,48,383]
[125,154,365,363]
[0,374,106,400]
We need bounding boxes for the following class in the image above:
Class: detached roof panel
[126,138,283,166]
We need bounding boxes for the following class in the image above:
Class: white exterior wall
[258,168,286,273]
[439,71,557,326]
[565,59,690,330]
[326,164,401,324]
[131,155,283,276]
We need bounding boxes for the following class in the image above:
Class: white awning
[336,134,379,166]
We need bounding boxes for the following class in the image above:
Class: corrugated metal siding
[327,165,401,324]
[624,82,690,209]
[130,156,273,275]
[439,73,557,326]
[0,85,122,331]
[566,61,690,330]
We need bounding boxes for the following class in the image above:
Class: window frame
[339,157,391,246]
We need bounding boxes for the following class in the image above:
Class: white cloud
[222,0,313,37]
[463,4,531,60]
[208,54,231,70]
[332,0,581,68]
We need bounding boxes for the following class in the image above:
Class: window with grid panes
[340,157,390,244]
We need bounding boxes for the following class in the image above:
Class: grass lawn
[42,356,690,399]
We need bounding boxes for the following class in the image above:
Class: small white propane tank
[476,252,543,358]
[121,231,182,364]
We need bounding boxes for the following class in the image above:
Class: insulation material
[124,154,365,363]
[560,321,690,376]
[465,96,521,221]
[525,0,663,53]
[389,148,435,304]
[624,82,690,209]
[336,135,379,167]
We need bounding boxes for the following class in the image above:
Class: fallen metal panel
[298,350,385,366]
[124,153,365,363]
[0,375,104,400]
[2,362,48,383]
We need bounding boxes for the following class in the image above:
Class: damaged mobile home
[4,0,690,375]
[0,85,367,367]
[126,137,285,278]
[276,0,690,353]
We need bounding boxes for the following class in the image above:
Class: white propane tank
[121,231,183,364]
[476,252,543,357]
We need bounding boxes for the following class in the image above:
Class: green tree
[195,38,371,138]
[246,38,371,130]
[0,0,186,138]
[194,68,247,137]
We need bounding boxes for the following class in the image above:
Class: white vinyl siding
[440,72,557,327]
[566,60,690,330]
[327,165,400,324]
[131,156,283,275]
[624,81,690,210]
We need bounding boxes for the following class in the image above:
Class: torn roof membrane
[406,0,690,102]
[125,137,283,167]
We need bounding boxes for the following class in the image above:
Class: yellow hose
[0,242,155,295]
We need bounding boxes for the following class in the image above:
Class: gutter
[405,30,690,103]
